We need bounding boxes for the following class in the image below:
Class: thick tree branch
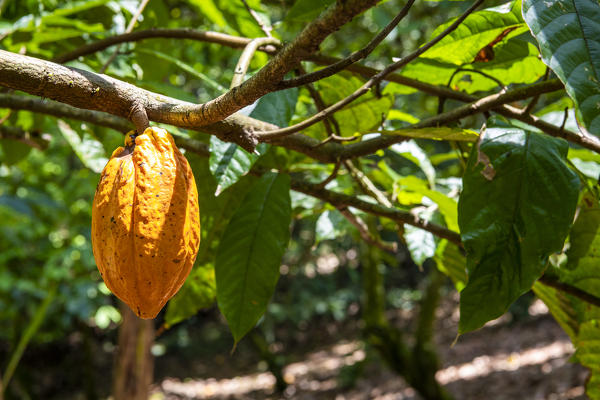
[0,93,341,162]
[177,0,382,127]
[278,0,416,89]
[538,275,600,309]
[258,0,485,140]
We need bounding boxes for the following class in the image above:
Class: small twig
[231,37,281,89]
[258,0,486,140]
[559,107,568,132]
[240,0,273,37]
[316,159,342,188]
[538,275,600,308]
[343,159,393,208]
[313,133,359,148]
[523,67,550,114]
[295,64,341,136]
[338,207,397,253]
[447,67,506,91]
[99,0,150,74]
[278,0,417,89]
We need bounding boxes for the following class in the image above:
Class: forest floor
[153,295,588,400]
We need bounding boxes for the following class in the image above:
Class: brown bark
[113,302,154,400]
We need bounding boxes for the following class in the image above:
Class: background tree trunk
[112,302,154,400]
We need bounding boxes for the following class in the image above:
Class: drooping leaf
[57,120,107,173]
[164,264,217,328]
[523,0,600,134]
[458,125,579,333]
[215,173,292,344]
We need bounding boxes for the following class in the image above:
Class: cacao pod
[91,127,200,319]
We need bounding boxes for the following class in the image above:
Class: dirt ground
[153,297,588,400]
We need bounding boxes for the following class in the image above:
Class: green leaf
[405,225,436,265]
[250,89,299,128]
[533,193,600,399]
[434,240,467,291]
[135,48,227,92]
[186,153,255,265]
[397,176,459,232]
[57,120,107,173]
[422,0,526,65]
[303,74,393,138]
[285,0,335,22]
[209,89,297,194]
[385,127,478,142]
[523,0,600,134]
[165,264,216,328]
[458,126,579,333]
[0,139,32,166]
[315,209,350,242]
[209,138,268,195]
[389,140,436,187]
[402,40,545,93]
[215,173,292,344]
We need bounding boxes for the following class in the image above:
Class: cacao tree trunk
[112,302,154,400]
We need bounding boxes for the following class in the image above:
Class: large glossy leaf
[422,0,526,65]
[523,0,600,134]
[458,126,579,333]
[215,173,292,344]
[403,39,545,93]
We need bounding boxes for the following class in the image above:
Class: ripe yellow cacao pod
[91,127,200,319]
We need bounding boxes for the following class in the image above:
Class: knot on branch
[215,126,259,154]
[129,101,149,133]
